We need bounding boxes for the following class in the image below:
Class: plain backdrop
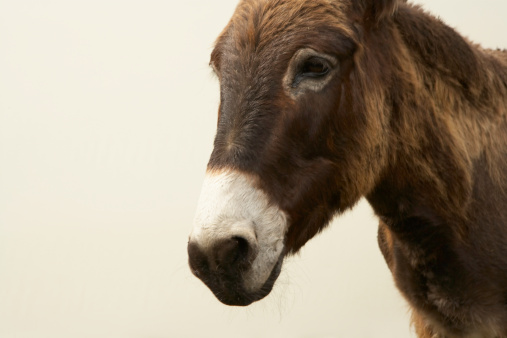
[0,1,505,337]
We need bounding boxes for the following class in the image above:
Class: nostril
[188,235,258,282]
[216,236,251,268]
[233,236,250,262]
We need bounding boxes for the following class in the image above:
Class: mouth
[190,249,285,306]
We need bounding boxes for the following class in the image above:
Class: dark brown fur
[206,0,507,336]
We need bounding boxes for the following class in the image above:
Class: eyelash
[292,57,330,88]
[300,58,329,76]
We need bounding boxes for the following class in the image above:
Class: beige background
[0,1,505,337]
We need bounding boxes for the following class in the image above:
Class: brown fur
[205,0,507,336]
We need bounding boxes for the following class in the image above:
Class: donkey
[187,0,507,336]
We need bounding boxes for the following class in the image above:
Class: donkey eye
[300,58,329,77]
[286,49,337,91]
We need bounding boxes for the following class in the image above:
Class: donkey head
[188,0,398,306]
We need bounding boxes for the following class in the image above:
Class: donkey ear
[354,0,401,24]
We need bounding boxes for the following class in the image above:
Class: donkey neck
[393,5,490,106]
[365,4,507,228]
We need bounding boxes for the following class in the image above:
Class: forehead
[211,0,354,66]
